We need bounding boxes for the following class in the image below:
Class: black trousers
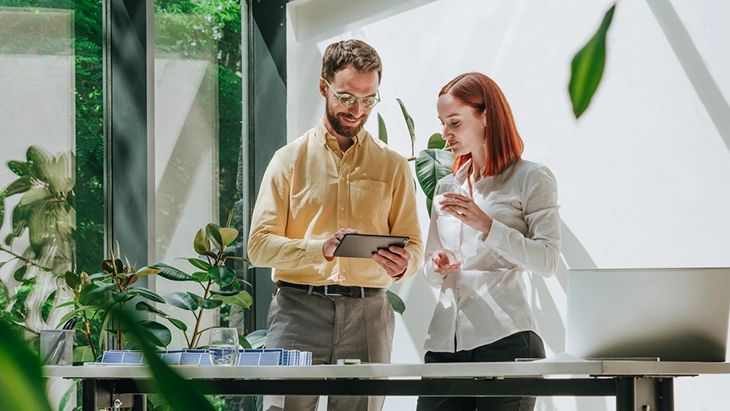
[416,331,546,411]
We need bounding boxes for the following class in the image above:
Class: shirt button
[342,269,347,273]
[291,263,296,267]
[340,206,345,211]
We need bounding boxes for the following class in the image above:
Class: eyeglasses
[324,79,380,108]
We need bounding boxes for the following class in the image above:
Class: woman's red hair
[440,72,523,177]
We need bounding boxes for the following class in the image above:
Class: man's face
[320,66,380,139]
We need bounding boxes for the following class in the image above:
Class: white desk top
[44,355,730,380]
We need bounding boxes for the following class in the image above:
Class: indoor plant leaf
[134,320,172,348]
[212,291,253,309]
[244,329,267,349]
[415,149,455,216]
[0,318,53,411]
[427,133,446,149]
[205,224,223,250]
[377,112,388,144]
[568,3,616,118]
[128,287,167,304]
[396,98,416,157]
[208,265,235,287]
[218,227,238,248]
[152,262,196,281]
[193,228,210,255]
[386,290,406,315]
[188,258,212,271]
[201,298,224,309]
[164,292,199,311]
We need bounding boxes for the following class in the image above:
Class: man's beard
[326,104,366,138]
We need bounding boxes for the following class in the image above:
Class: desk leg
[82,379,97,411]
[615,377,674,411]
[133,394,147,411]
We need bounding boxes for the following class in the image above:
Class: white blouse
[423,159,561,353]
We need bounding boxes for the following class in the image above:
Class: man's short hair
[321,39,382,83]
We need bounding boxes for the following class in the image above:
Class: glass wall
[0,0,104,333]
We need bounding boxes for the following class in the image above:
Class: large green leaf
[415,149,455,216]
[208,265,235,287]
[73,346,95,363]
[152,263,195,282]
[128,287,167,304]
[0,318,53,411]
[386,290,406,315]
[201,298,223,310]
[58,379,79,411]
[0,176,33,198]
[205,224,223,249]
[165,291,199,311]
[212,291,253,309]
[568,4,616,118]
[396,98,416,157]
[133,320,172,348]
[112,309,215,411]
[377,112,388,144]
[135,301,169,317]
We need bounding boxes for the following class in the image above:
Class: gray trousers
[264,286,395,411]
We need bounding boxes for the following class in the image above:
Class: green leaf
[165,292,199,311]
[112,291,129,303]
[128,287,166,304]
[192,271,209,282]
[73,346,96,363]
[7,160,29,177]
[111,308,215,411]
[135,266,161,276]
[13,265,27,282]
[568,3,616,118]
[427,133,446,149]
[377,112,388,144]
[58,379,79,411]
[188,258,212,271]
[42,291,56,323]
[0,318,54,411]
[208,265,235,287]
[152,263,195,282]
[212,291,253,309]
[219,227,238,248]
[415,149,455,216]
[135,301,169,317]
[396,98,416,157]
[205,224,223,250]
[0,176,33,197]
[386,290,406,315]
[244,329,267,349]
[168,318,188,332]
[134,321,172,348]
[64,271,80,290]
[201,298,223,309]
[187,292,205,308]
[193,228,210,255]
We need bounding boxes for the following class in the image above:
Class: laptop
[565,267,730,362]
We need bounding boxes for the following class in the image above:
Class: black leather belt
[277,281,384,297]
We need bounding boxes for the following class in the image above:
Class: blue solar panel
[100,348,311,366]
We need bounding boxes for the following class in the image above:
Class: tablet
[333,234,410,259]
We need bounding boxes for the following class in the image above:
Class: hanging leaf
[377,113,388,144]
[201,298,224,310]
[168,318,188,332]
[128,287,166,304]
[396,98,416,157]
[135,301,169,317]
[415,149,455,216]
[568,4,616,118]
[133,320,172,348]
[386,290,406,315]
[188,258,212,271]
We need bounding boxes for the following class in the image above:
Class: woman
[417,72,561,411]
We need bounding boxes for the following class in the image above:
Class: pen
[43,316,77,364]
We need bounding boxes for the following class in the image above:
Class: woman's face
[437,92,487,157]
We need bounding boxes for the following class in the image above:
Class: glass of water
[434,179,463,216]
[209,327,239,366]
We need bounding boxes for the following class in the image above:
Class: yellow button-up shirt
[248,119,423,288]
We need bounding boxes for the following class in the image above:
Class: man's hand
[322,228,364,261]
[373,246,411,279]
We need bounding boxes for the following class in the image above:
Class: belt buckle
[323,285,342,297]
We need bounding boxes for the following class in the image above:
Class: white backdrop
[286,0,730,409]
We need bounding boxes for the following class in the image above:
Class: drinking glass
[434,179,463,216]
[209,328,239,366]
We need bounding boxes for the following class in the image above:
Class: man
[247,39,423,411]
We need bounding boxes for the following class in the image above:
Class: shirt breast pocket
[351,179,390,221]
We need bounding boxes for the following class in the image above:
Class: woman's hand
[439,192,493,236]
[431,249,461,275]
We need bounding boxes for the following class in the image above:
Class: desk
[44,359,730,411]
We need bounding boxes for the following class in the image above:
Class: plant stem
[82,312,97,359]
[190,279,214,348]
[0,247,53,271]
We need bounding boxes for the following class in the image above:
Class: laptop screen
[565,267,730,362]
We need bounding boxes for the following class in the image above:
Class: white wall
[286,0,730,409]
